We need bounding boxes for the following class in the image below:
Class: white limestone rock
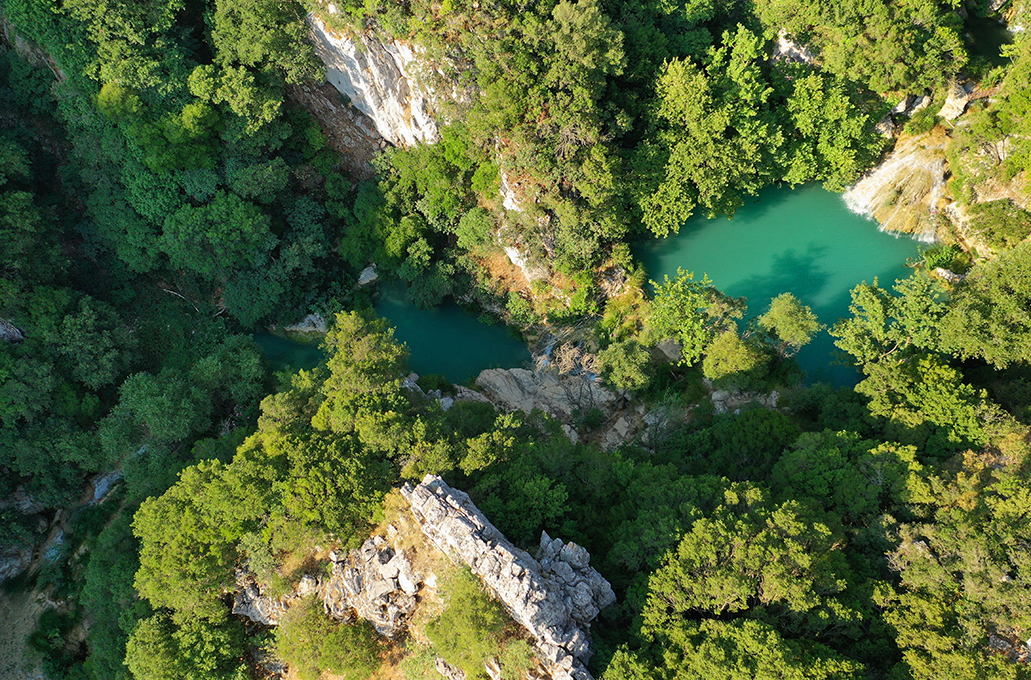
[308,15,439,147]
[503,244,550,283]
[938,81,973,121]
[358,264,380,286]
[402,476,615,680]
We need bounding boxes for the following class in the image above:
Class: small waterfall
[843,131,950,242]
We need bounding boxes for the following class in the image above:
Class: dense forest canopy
[2,0,1031,679]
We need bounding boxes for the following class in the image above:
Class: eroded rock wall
[308,15,439,147]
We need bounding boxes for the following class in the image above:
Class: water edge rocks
[474,368,616,421]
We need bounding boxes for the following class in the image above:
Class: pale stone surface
[233,535,420,636]
[939,82,973,121]
[402,475,615,680]
[89,471,122,505]
[655,339,682,363]
[436,657,467,680]
[309,15,439,147]
[0,548,31,582]
[503,245,550,283]
[934,267,964,282]
[475,368,616,420]
[771,29,816,65]
[284,313,328,334]
[358,264,380,286]
[500,169,525,212]
[0,319,24,343]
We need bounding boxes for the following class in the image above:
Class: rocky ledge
[236,475,615,680]
[233,534,421,637]
[402,475,615,680]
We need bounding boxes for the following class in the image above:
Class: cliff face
[308,14,439,147]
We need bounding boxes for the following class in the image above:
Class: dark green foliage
[598,339,653,392]
[646,268,745,365]
[700,331,769,390]
[941,242,1031,368]
[753,0,967,93]
[968,199,1031,251]
[756,293,823,356]
[125,613,249,680]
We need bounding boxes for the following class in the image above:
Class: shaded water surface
[255,291,532,384]
[634,184,919,384]
[374,287,532,384]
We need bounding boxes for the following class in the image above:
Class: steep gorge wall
[308,14,439,147]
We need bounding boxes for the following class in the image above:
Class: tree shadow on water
[730,244,831,316]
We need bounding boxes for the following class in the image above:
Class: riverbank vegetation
[3,0,1031,679]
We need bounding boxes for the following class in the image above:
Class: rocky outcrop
[402,475,615,680]
[500,170,527,212]
[711,388,780,415]
[89,471,122,505]
[233,535,420,636]
[843,130,948,240]
[286,81,384,179]
[0,319,24,343]
[875,94,932,137]
[322,536,420,636]
[502,244,550,284]
[0,548,31,582]
[284,313,328,334]
[357,264,380,286]
[308,15,439,147]
[233,571,309,626]
[475,368,616,421]
[938,81,974,121]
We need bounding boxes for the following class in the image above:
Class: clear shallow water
[634,184,919,385]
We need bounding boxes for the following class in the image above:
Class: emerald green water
[375,287,532,383]
[635,184,919,385]
[255,291,532,383]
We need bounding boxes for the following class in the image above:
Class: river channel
[258,184,918,386]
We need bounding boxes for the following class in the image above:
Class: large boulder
[475,368,616,421]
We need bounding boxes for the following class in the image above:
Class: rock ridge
[401,475,615,680]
